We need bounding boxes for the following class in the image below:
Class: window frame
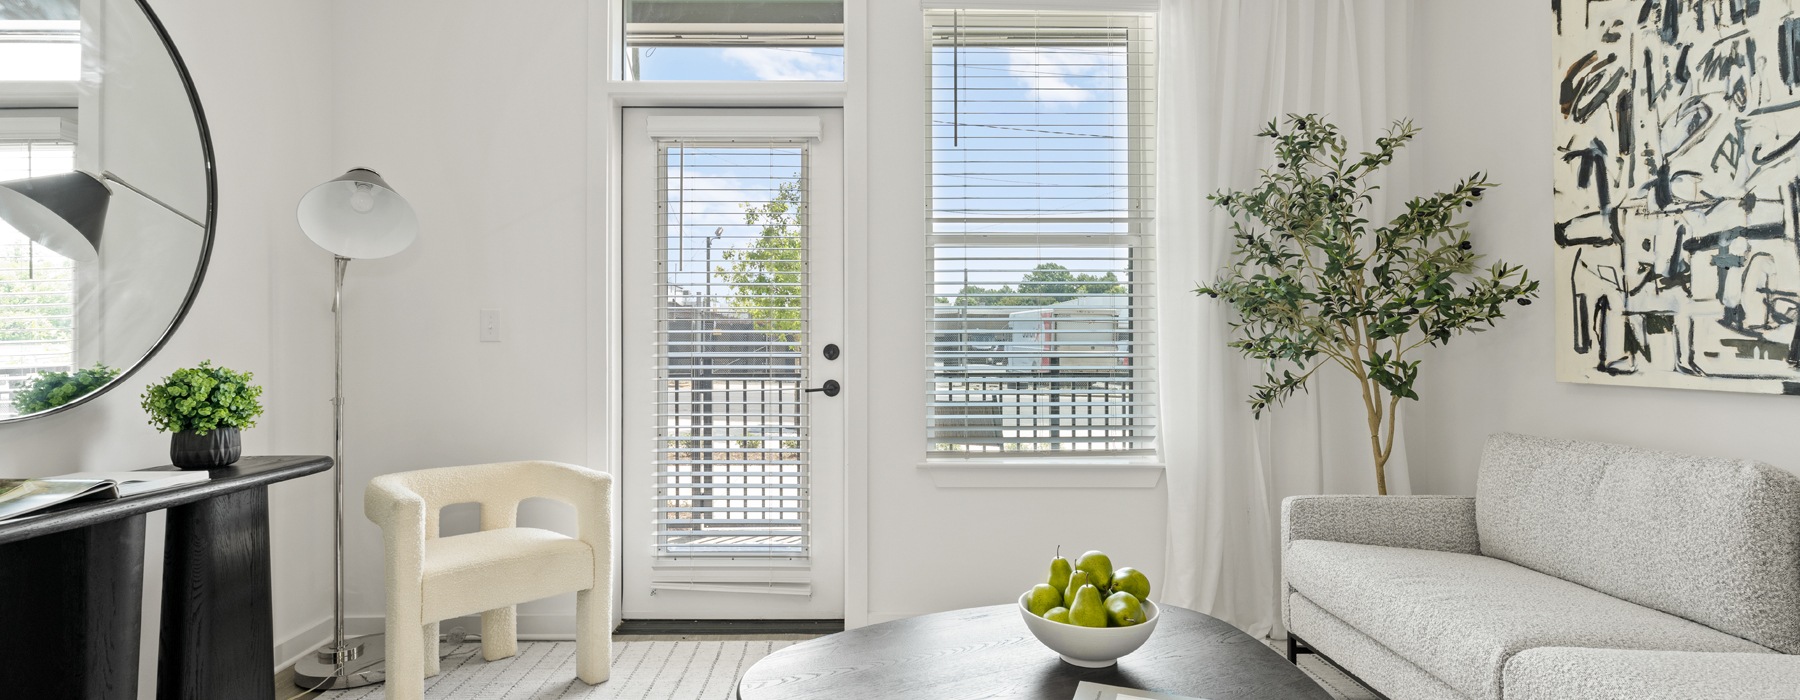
[921,8,1160,464]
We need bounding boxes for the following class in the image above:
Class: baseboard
[862,611,915,626]
[279,613,600,655]
[615,619,845,635]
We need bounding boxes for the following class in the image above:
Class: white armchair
[364,460,612,699]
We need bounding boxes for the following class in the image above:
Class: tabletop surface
[737,604,1334,700]
[0,455,332,545]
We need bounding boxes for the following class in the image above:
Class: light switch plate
[479,309,500,342]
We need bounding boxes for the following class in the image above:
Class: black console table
[0,456,331,700]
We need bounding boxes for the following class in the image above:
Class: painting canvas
[1554,0,1800,394]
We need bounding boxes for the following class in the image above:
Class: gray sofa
[1280,432,1800,700]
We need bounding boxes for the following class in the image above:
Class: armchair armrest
[1281,495,1479,555]
[1503,647,1800,700]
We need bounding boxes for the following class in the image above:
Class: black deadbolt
[823,344,841,360]
[805,380,842,397]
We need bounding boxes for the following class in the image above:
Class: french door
[621,108,845,619]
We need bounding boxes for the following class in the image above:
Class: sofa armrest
[1281,495,1479,555]
[1503,647,1800,700]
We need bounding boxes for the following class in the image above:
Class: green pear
[1075,550,1114,588]
[1064,569,1090,608]
[1025,583,1062,617]
[1111,567,1150,601]
[1069,584,1107,628]
[1044,607,1070,624]
[1048,553,1073,593]
[1104,591,1146,627]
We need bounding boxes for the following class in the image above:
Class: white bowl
[1017,590,1160,668]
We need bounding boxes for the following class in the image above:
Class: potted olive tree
[1197,115,1539,495]
[141,361,264,469]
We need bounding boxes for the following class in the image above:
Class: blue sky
[635,46,845,81]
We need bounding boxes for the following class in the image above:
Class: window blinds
[0,140,76,419]
[925,9,1157,456]
[653,139,813,559]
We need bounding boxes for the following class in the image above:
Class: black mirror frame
[0,0,217,425]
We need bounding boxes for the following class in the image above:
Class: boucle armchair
[365,461,613,700]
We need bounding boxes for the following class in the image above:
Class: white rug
[317,637,1377,700]
[320,639,797,700]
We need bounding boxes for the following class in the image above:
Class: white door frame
[584,0,873,629]
[617,107,846,619]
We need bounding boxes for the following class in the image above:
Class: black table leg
[158,485,274,700]
[0,515,146,700]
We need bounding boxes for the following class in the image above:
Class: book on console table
[0,471,212,522]
[1073,681,1210,700]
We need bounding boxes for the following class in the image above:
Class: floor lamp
[292,168,419,690]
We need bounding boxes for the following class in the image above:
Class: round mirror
[0,0,214,422]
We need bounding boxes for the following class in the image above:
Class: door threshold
[616,619,845,636]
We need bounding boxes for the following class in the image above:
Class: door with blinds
[621,108,845,619]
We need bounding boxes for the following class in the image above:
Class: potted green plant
[10,364,120,415]
[140,361,264,469]
[1197,115,1539,495]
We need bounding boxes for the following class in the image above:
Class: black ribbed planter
[170,426,241,469]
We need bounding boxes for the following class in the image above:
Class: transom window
[925,9,1157,456]
[622,0,844,81]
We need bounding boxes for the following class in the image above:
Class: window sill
[916,459,1164,489]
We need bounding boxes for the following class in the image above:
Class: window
[0,140,78,418]
[622,0,844,81]
[925,9,1156,457]
[0,0,79,83]
[653,138,813,558]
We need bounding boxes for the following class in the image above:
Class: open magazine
[1072,682,1209,700]
[0,471,212,522]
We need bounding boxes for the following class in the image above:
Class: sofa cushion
[1475,432,1800,653]
[1287,592,1468,700]
[1502,647,1800,700]
[1284,540,1771,700]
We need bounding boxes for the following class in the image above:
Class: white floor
[313,636,1379,700]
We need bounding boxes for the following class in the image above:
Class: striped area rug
[317,637,1375,700]
[321,638,798,700]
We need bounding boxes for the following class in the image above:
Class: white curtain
[1156,0,1418,639]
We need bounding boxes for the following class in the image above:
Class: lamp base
[291,633,387,691]
[291,633,474,692]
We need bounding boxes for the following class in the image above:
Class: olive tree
[1196,115,1539,495]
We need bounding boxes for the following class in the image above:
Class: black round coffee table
[738,604,1333,700]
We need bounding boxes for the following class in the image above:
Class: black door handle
[805,380,841,397]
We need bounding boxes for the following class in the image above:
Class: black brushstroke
[1682,222,1789,251]
[1594,295,1613,372]
[1781,17,1800,86]
[1752,130,1800,165]
[1661,0,1683,44]
[1562,51,1625,122]
[1554,0,1564,34]
[1730,0,1761,24]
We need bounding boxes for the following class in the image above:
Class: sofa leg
[1287,634,1314,664]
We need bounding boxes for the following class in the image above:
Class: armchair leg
[575,588,611,685]
[482,606,518,661]
[423,621,441,677]
[384,621,425,700]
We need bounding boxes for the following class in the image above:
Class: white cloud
[1004,47,1121,105]
[720,48,844,81]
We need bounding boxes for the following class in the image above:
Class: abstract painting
[1554,0,1800,394]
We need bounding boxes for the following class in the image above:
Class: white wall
[1406,3,1800,493]
[0,0,335,694]
[316,0,1168,630]
[327,0,594,630]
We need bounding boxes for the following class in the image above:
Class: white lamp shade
[297,168,418,259]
